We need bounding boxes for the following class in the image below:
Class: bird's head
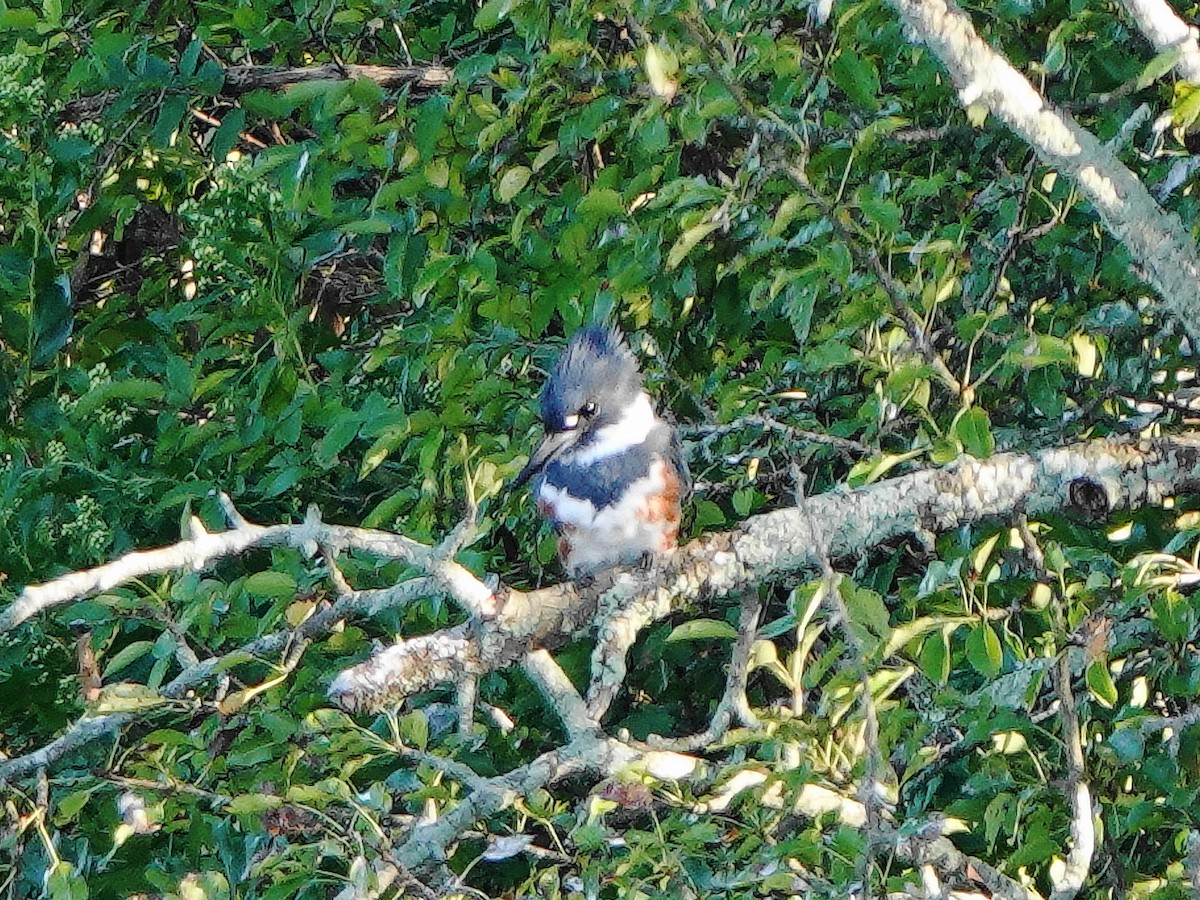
[514,325,644,487]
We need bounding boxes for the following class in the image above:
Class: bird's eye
[562,413,580,430]
[581,401,597,417]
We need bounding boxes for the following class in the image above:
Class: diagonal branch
[887,0,1200,347]
[1118,0,1200,83]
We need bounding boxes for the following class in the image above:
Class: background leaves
[3,0,1200,896]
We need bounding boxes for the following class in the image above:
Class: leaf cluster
[3,0,1200,897]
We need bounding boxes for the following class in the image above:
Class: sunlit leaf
[667,619,739,642]
[496,165,531,202]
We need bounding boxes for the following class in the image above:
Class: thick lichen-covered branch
[329,434,1200,712]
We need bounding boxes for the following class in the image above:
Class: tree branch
[8,434,1200,782]
[2,498,496,633]
[392,732,699,879]
[1019,517,1095,899]
[1118,0,1200,83]
[330,433,1200,712]
[887,0,1200,348]
[0,574,441,782]
[643,590,762,751]
[222,63,453,94]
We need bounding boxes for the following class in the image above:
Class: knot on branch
[1068,477,1111,521]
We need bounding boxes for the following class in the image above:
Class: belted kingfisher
[514,325,690,579]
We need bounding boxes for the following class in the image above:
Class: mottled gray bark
[330,434,1200,712]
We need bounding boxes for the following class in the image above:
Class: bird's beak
[512,429,577,489]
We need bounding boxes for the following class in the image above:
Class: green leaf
[102,640,156,679]
[577,188,625,226]
[316,412,363,467]
[666,219,720,270]
[830,50,880,110]
[475,0,516,30]
[965,623,1002,678]
[1107,726,1145,761]
[227,793,283,815]
[691,498,725,529]
[0,9,39,29]
[399,711,429,751]
[195,59,225,94]
[74,379,163,419]
[731,486,753,518]
[919,630,950,683]
[1042,40,1066,75]
[260,465,304,498]
[281,79,347,105]
[31,274,72,367]
[56,789,97,822]
[210,107,246,160]
[413,254,456,307]
[227,743,276,768]
[885,616,970,657]
[666,619,739,642]
[841,581,891,644]
[342,217,394,235]
[1138,47,1184,90]
[49,136,93,164]
[954,407,995,458]
[846,448,924,487]
[1150,593,1193,642]
[1006,334,1074,369]
[360,423,409,478]
[244,571,297,599]
[362,491,412,530]
[1173,82,1200,130]
[152,93,189,147]
[46,863,88,900]
[857,193,901,231]
[179,39,201,78]
[1086,660,1118,708]
[532,141,558,172]
[496,165,531,202]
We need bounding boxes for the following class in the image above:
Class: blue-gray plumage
[515,325,690,578]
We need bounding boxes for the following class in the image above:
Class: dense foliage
[4,0,1200,896]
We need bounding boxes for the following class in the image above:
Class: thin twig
[1016,516,1094,899]
[643,590,762,752]
[685,413,871,458]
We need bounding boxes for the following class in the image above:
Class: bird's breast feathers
[536,456,684,576]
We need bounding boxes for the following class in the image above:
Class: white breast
[536,460,675,576]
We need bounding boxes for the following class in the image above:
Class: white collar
[570,392,658,464]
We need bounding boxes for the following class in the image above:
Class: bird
[513,325,690,579]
